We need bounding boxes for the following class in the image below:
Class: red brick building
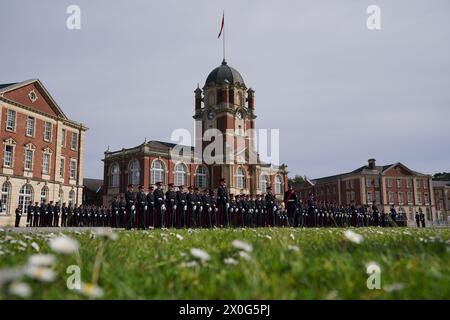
[102,60,288,203]
[296,159,436,226]
[433,180,450,223]
[0,79,87,225]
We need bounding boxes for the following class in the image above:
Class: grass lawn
[0,227,449,299]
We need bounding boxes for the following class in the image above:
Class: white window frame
[195,165,208,189]
[110,163,120,187]
[151,160,165,185]
[6,109,16,131]
[61,129,66,147]
[26,117,35,137]
[44,122,52,142]
[40,186,49,203]
[275,175,282,195]
[1,182,10,215]
[42,152,51,174]
[59,157,65,178]
[174,163,187,187]
[260,174,268,194]
[4,145,14,167]
[70,132,78,150]
[236,167,246,190]
[69,159,77,179]
[24,149,34,171]
[128,159,140,185]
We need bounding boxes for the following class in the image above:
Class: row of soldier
[15,180,420,228]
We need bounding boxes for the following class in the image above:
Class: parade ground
[1,227,449,299]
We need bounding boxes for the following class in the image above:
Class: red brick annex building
[0,79,87,225]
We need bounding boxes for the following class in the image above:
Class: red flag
[218,13,224,38]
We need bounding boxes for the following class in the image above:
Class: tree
[288,175,305,186]
[433,172,450,181]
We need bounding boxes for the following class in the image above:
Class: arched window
[275,175,283,195]
[19,184,33,214]
[151,160,165,185]
[1,182,11,215]
[110,163,120,187]
[195,166,208,189]
[260,174,268,193]
[68,190,75,206]
[236,167,246,189]
[175,163,187,187]
[40,186,49,203]
[128,159,140,185]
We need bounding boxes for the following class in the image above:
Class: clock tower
[193,59,257,192]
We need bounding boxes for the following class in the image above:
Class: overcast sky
[1,0,449,179]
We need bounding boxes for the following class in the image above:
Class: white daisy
[25,265,56,282]
[176,234,184,240]
[8,282,32,298]
[78,282,104,299]
[344,230,363,244]
[190,248,210,262]
[92,228,118,241]
[49,236,79,254]
[287,245,300,252]
[31,242,40,252]
[180,261,199,268]
[231,240,253,253]
[290,233,295,240]
[28,254,56,267]
[224,257,239,265]
[238,251,251,261]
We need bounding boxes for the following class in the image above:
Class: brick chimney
[368,158,376,169]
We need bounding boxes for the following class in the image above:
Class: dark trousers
[15,214,21,227]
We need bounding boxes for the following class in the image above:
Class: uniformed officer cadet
[176,186,187,228]
[217,178,229,227]
[125,184,137,230]
[146,187,155,228]
[419,211,426,228]
[193,187,202,227]
[390,206,398,226]
[136,185,147,229]
[110,196,119,228]
[26,201,33,227]
[15,205,22,227]
[201,189,212,227]
[32,202,39,227]
[39,200,48,227]
[228,194,236,227]
[54,202,61,227]
[372,204,380,226]
[61,202,69,227]
[165,183,177,228]
[209,190,218,227]
[265,187,276,227]
[415,211,420,228]
[154,182,166,228]
[284,185,298,227]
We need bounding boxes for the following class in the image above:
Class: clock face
[207,110,215,120]
[236,111,243,119]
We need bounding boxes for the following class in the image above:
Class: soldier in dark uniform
[228,194,236,227]
[217,178,229,227]
[54,202,61,227]
[176,186,187,228]
[32,202,39,227]
[111,196,119,228]
[15,205,22,227]
[193,187,202,227]
[372,204,379,227]
[39,200,47,227]
[419,211,426,228]
[265,187,276,227]
[118,196,126,228]
[146,187,155,228]
[136,185,147,229]
[415,211,420,228]
[61,203,68,227]
[26,201,33,227]
[390,206,398,227]
[125,184,136,230]
[210,190,218,227]
[186,186,195,228]
[201,189,212,227]
[153,182,165,228]
[48,201,55,227]
[165,183,177,228]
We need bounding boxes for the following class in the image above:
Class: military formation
[14,179,426,229]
